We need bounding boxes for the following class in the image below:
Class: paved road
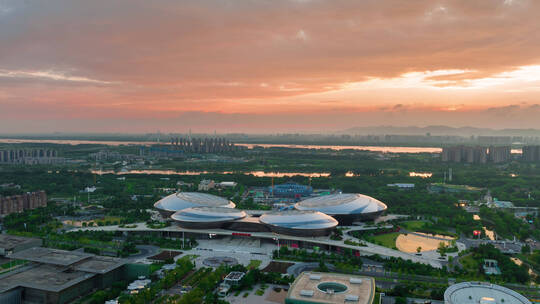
[287,262,337,276]
[127,245,161,262]
[381,295,444,304]
[75,223,444,268]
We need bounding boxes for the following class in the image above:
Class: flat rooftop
[225,271,245,281]
[0,234,41,251]
[8,247,93,266]
[0,249,124,293]
[287,272,375,304]
[0,264,95,293]
[73,255,125,274]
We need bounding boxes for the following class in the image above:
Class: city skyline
[2,0,540,133]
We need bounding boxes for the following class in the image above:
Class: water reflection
[91,169,329,178]
[409,172,433,178]
[0,138,524,154]
[238,143,442,153]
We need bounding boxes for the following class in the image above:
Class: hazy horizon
[2,0,540,133]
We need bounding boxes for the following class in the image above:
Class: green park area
[399,220,457,237]
[399,221,426,231]
[247,259,262,270]
[366,232,400,249]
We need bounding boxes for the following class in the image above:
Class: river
[0,138,523,154]
[91,169,330,178]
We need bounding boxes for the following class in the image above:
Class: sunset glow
[1,0,540,132]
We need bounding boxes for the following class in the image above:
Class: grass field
[0,259,26,270]
[399,220,457,237]
[459,254,479,272]
[367,232,400,249]
[247,259,262,270]
[400,220,426,231]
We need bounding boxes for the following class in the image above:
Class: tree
[395,297,407,304]
[521,244,531,254]
[416,246,422,253]
[437,242,447,256]
[318,259,329,272]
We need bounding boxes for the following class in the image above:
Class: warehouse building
[0,234,43,256]
[0,246,125,304]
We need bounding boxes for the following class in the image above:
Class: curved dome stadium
[154,192,235,217]
[259,210,338,236]
[444,282,531,304]
[295,193,387,225]
[171,207,247,229]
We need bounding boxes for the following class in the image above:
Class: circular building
[259,210,338,237]
[444,282,531,304]
[286,272,375,304]
[171,207,247,229]
[154,192,235,217]
[295,193,387,225]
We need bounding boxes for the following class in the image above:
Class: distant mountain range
[341,125,540,136]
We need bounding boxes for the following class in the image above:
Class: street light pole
[273,234,280,258]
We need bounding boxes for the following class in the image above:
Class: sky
[1,0,540,133]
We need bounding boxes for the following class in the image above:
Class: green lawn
[184,254,199,260]
[459,254,479,272]
[399,220,457,238]
[400,221,426,231]
[0,259,26,270]
[149,262,165,273]
[247,259,262,270]
[367,232,400,249]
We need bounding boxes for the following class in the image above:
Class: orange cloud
[1,0,540,132]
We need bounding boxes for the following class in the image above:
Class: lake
[91,169,330,178]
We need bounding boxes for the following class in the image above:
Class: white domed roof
[171,207,246,223]
[445,282,531,304]
[259,210,338,230]
[295,193,387,215]
[154,192,235,213]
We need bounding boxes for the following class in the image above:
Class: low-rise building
[0,246,126,304]
[198,179,215,191]
[387,183,415,189]
[270,181,313,198]
[0,234,43,256]
[488,199,514,209]
[223,271,245,286]
[218,181,237,188]
[286,272,375,304]
[483,259,501,275]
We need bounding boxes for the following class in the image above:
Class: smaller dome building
[171,207,247,229]
[259,210,338,237]
[444,282,531,304]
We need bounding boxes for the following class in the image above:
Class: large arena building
[154,192,386,236]
[295,193,387,225]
